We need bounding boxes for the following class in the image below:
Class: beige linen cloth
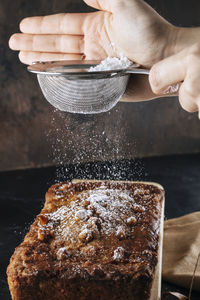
[163,212,200,291]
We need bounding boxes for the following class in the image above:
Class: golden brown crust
[7,181,164,300]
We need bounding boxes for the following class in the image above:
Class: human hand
[149,44,200,117]
[9,0,175,67]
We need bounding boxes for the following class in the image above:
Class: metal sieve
[28,60,149,114]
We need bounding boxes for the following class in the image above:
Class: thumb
[83,0,122,12]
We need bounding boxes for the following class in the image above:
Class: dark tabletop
[1,154,200,300]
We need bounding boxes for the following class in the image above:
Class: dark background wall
[0,0,200,171]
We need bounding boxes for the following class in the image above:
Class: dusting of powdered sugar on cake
[88,55,133,72]
[38,184,147,247]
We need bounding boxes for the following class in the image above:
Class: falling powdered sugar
[47,108,144,183]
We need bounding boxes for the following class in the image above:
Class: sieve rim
[27,60,139,79]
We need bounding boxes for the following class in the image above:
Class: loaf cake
[7,180,164,300]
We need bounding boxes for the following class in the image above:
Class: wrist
[162,25,182,58]
[168,26,200,55]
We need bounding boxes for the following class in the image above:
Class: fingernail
[8,36,15,49]
[163,83,180,95]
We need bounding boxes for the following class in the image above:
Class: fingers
[149,49,186,94]
[20,13,92,35]
[178,81,199,113]
[149,44,200,115]
[18,51,82,65]
[9,33,84,54]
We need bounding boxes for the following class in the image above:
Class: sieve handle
[125,68,150,75]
